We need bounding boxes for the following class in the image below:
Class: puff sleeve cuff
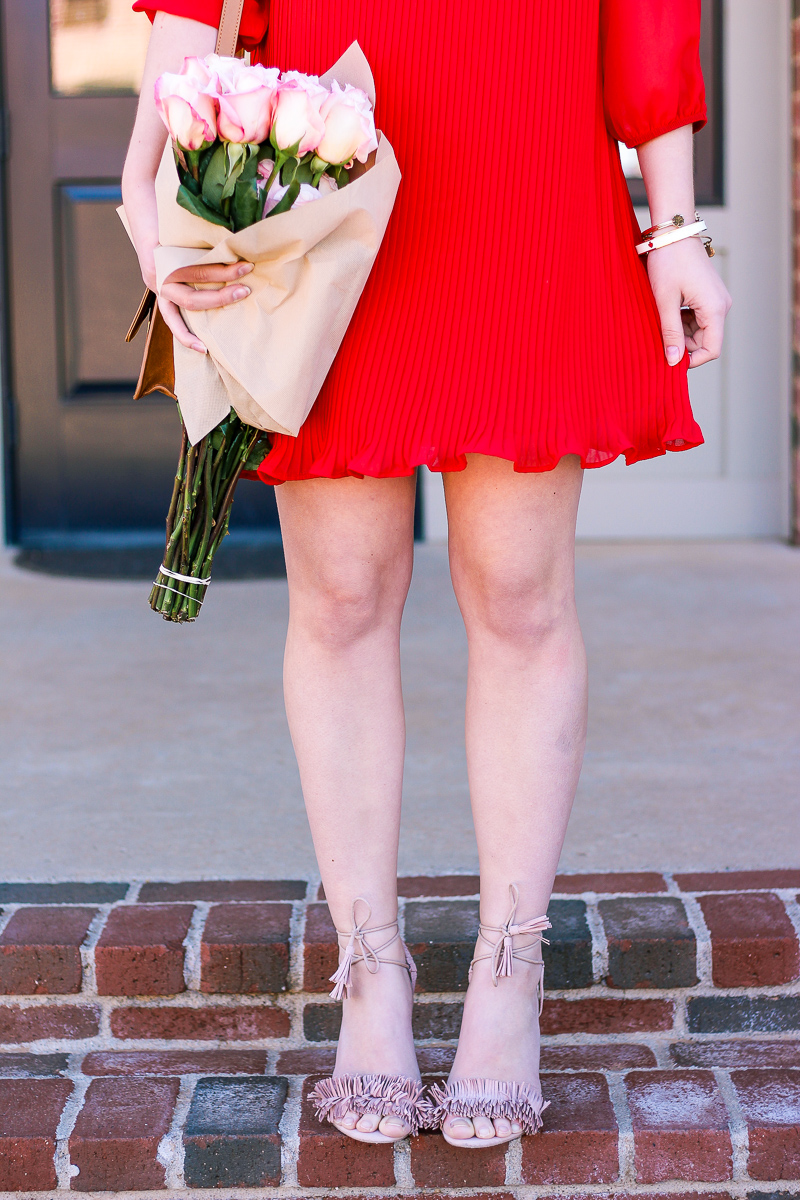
[601,0,707,148]
[132,0,269,54]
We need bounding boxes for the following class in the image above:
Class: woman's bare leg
[441,453,587,1141]
[277,473,418,1137]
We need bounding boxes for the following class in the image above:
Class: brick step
[0,872,798,1194]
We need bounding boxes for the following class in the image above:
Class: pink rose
[271,73,327,155]
[154,72,217,151]
[180,56,217,90]
[205,57,280,144]
[317,82,378,165]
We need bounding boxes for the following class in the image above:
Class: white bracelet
[635,219,707,256]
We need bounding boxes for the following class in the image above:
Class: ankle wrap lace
[328,898,417,1001]
[469,884,551,1008]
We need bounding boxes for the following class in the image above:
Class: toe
[473,1115,496,1140]
[511,1120,522,1135]
[379,1115,410,1139]
[494,1117,512,1138]
[355,1112,381,1133]
[445,1115,475,1140]
[339,1109,358,1130]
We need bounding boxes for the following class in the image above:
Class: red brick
[418,1046,457,1074]
[110,1003,290,1040]
[540,1043,657,1070]
[0,907,96,994]
[540,998,675,1035]
[303,903,339,992]
[0,1078,72,1191]
[201,903,291,994]
[139,879,306,902]
[0,1003,100,1042]
[277,1046,336,1074]
[399,875,480,897]
[698,893,800,987]
[95,904,194,995]
[521,1073,618,1184]
[69,1077,179,1191]
[731,1069,800,1180]
[553,873,667,894]
[411,1127,507,1187]
[675,870,800,892]
[625,1069,732,1182]
[297,1077,395,1187]
[82,1049,267,1075]
[671,1040,800,1069]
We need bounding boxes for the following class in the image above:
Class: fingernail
[666,346,682,366]
[192,341,207,354]
[237,263,253,276]
[511,1122,521,1133]
[233,286,250,300]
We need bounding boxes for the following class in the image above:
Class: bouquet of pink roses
[126,44,399,622]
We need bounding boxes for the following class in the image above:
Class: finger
[687,308,726,368]
[657,296,687,367]
[165,261,253,286]
[157,295,207,354]
[160,281,251,311]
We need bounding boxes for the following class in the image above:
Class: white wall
[424,0,792,542]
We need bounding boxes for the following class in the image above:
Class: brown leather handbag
[125,0,247,400]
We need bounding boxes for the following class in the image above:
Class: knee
[292,559,409,649]
[457,558,575,648]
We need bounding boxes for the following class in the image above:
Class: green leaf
[201,143,229,213]
[294,160,313,185]
[281,157,300,187]
[232,176,262,231]
[243,432,272,471]
[221,142,249,201]
[176,184,232,228]
[266,179,300,217]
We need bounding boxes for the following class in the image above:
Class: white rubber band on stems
[156,564,212,586]
[636,219,707,255]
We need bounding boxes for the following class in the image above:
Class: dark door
[1,0,278,550]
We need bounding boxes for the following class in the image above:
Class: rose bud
[180,56,218,90]
[154,72,218,151]
[271,74,327,155]
[316,82,378,165]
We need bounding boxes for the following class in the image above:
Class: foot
[333,945,421,1139]
[442,950,542,1143]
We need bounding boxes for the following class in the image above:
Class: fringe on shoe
[309,1074,431,1136]
[428,1077,549,1136]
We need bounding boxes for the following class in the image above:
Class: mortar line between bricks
[663,872,680,898]
[54,1062,91,1189]
[505,1132,523,1186]
[394,1134,414,1188]
[0,1183,796,1199]
[288,899,307,994]
[780,890,800,948]
[158,1074,196,1189]
[124,882,143,903]
[183,902,211,992]
[80,905,114,995]
[278,1072,303,1187]
[680,894,713,986]
[583,893,609,984]
[606,1071,635,1186]
[0,904,19,939]
[713,1066,750,1182]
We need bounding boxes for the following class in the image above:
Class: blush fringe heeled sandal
[309,898,430,1144]
[429,885,552,1149]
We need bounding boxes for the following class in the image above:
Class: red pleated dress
[136,0,707,482]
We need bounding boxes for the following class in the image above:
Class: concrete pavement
[0,539,798,880]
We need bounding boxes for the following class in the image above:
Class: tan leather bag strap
[215,0,246,56]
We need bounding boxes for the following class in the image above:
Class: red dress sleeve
[132,0,269,56]
[601,0,707,148]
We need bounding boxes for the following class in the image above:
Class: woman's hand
[647,236,732,369]
[159,261,255,353]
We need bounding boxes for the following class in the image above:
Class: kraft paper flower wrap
[128,42,401,447]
